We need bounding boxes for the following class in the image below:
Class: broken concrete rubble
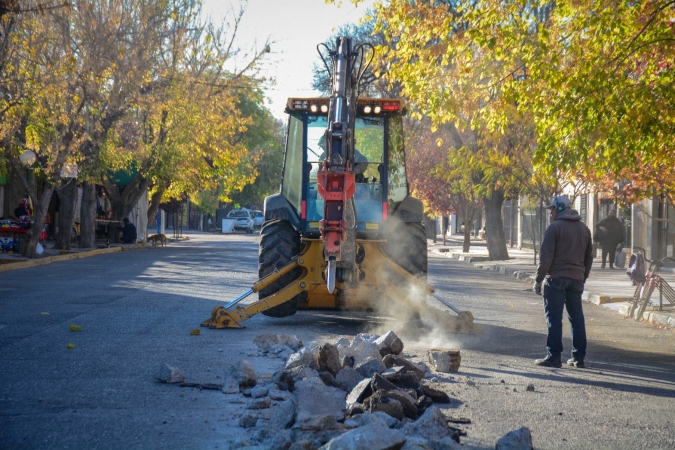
[373,330,404,357]
[154,364,185,384]
[335,366,364,391]
[294,376,347,428]
[224,360,258,392]
[314,343,341,376]
[211,331,517,449]
[253,334,303,353]
[495,426,533,450]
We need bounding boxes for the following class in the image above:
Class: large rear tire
[384,221,428,279]
[258,220,306,317]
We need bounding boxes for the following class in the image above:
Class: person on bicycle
[533,195,593,368]
[595,209,625,269]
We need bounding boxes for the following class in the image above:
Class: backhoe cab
[202,37,481,334]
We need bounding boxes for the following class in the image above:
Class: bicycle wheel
[626,283,643,317]
[635,277,658,321]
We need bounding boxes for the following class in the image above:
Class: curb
[0,242,150,272]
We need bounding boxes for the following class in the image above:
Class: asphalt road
[1,232,674,449]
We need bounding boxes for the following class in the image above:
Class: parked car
[227,209,255,234]
[253,210,264,229]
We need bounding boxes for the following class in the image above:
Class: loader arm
[202,240,481,334]
[316,37,373,293]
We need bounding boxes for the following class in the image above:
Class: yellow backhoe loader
[202,37,481,334]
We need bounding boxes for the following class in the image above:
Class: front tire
[258,220,306,317]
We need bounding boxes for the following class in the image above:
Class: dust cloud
[364,269,466,351]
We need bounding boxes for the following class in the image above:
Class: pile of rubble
[157,330,533,449]
[227,331,468,449]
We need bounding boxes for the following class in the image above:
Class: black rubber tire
[635,281,655,321]
[258,220,306,317]
[384,221,428,278]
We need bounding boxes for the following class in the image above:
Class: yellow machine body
[202,238,482,334]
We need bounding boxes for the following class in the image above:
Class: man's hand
[533,282,542,296]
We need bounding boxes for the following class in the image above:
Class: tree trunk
[103,173,149,241]
[462,220,473,252]
[79,182,97,248]
[147,184,167,226]
[54,179,78,250]
[484,190,510,260]
[9,157,53,258]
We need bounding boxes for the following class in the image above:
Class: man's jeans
[543,277,587,361]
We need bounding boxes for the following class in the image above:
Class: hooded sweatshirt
[535,208,593,283]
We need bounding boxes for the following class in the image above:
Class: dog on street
[148,233,168,247]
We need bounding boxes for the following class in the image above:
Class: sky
[201,0,375,119]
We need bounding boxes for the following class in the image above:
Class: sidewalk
[0,238,151,272]
[429,234,675,330]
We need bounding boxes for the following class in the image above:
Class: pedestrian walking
[533,195,593,368]
[595,209,625,269]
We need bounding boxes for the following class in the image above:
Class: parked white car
[227,209,255,234]
[253,210,264,229]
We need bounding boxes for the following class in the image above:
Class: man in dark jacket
[533,195,593,368]
[595,209,625,269]
[117,218,137,244]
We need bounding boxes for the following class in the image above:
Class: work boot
[534,357,562,368]
[567,358,585,368]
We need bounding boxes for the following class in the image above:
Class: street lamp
[19,150,37,166]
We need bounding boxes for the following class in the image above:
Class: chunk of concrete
[250,385,269,398]
[294,376,347,428]
[495,426,533,450]
[355,356,386,378]
[347,411,400,429]
[419,383,451,403]
[239,412,258,428]
[154,364,185,384]
[269,398,296,429]
[370,373,399,392]
[286,342,319,370]
[373,330,404,357]
[268,388,294,401]
[336,366,365,391]
[427,349,461,373]
[253,334,303,352]
[225,360,258,390]
[401,407,453,442]
[320,421,407,450]
[315,343,341,376]
[247,397,272,410]
[346,378,373,409]
[382,366,422,387]
[319,371,347,391]
[273,365,318,391]
[386,390,419,420]
[363,390,405,420]
[383,354,425,381]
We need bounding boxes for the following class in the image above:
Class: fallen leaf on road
[69,325,82,332]
[41,312,50,315]
[190,329,200,335]
[66,343,75,349]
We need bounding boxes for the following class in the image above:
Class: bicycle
[627,250,675,321]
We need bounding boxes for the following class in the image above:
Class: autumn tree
[2,3,88,257]
[227,91,285,209]
[365,0,549,260]
[100,3,272,233]
[406,121,483,251]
